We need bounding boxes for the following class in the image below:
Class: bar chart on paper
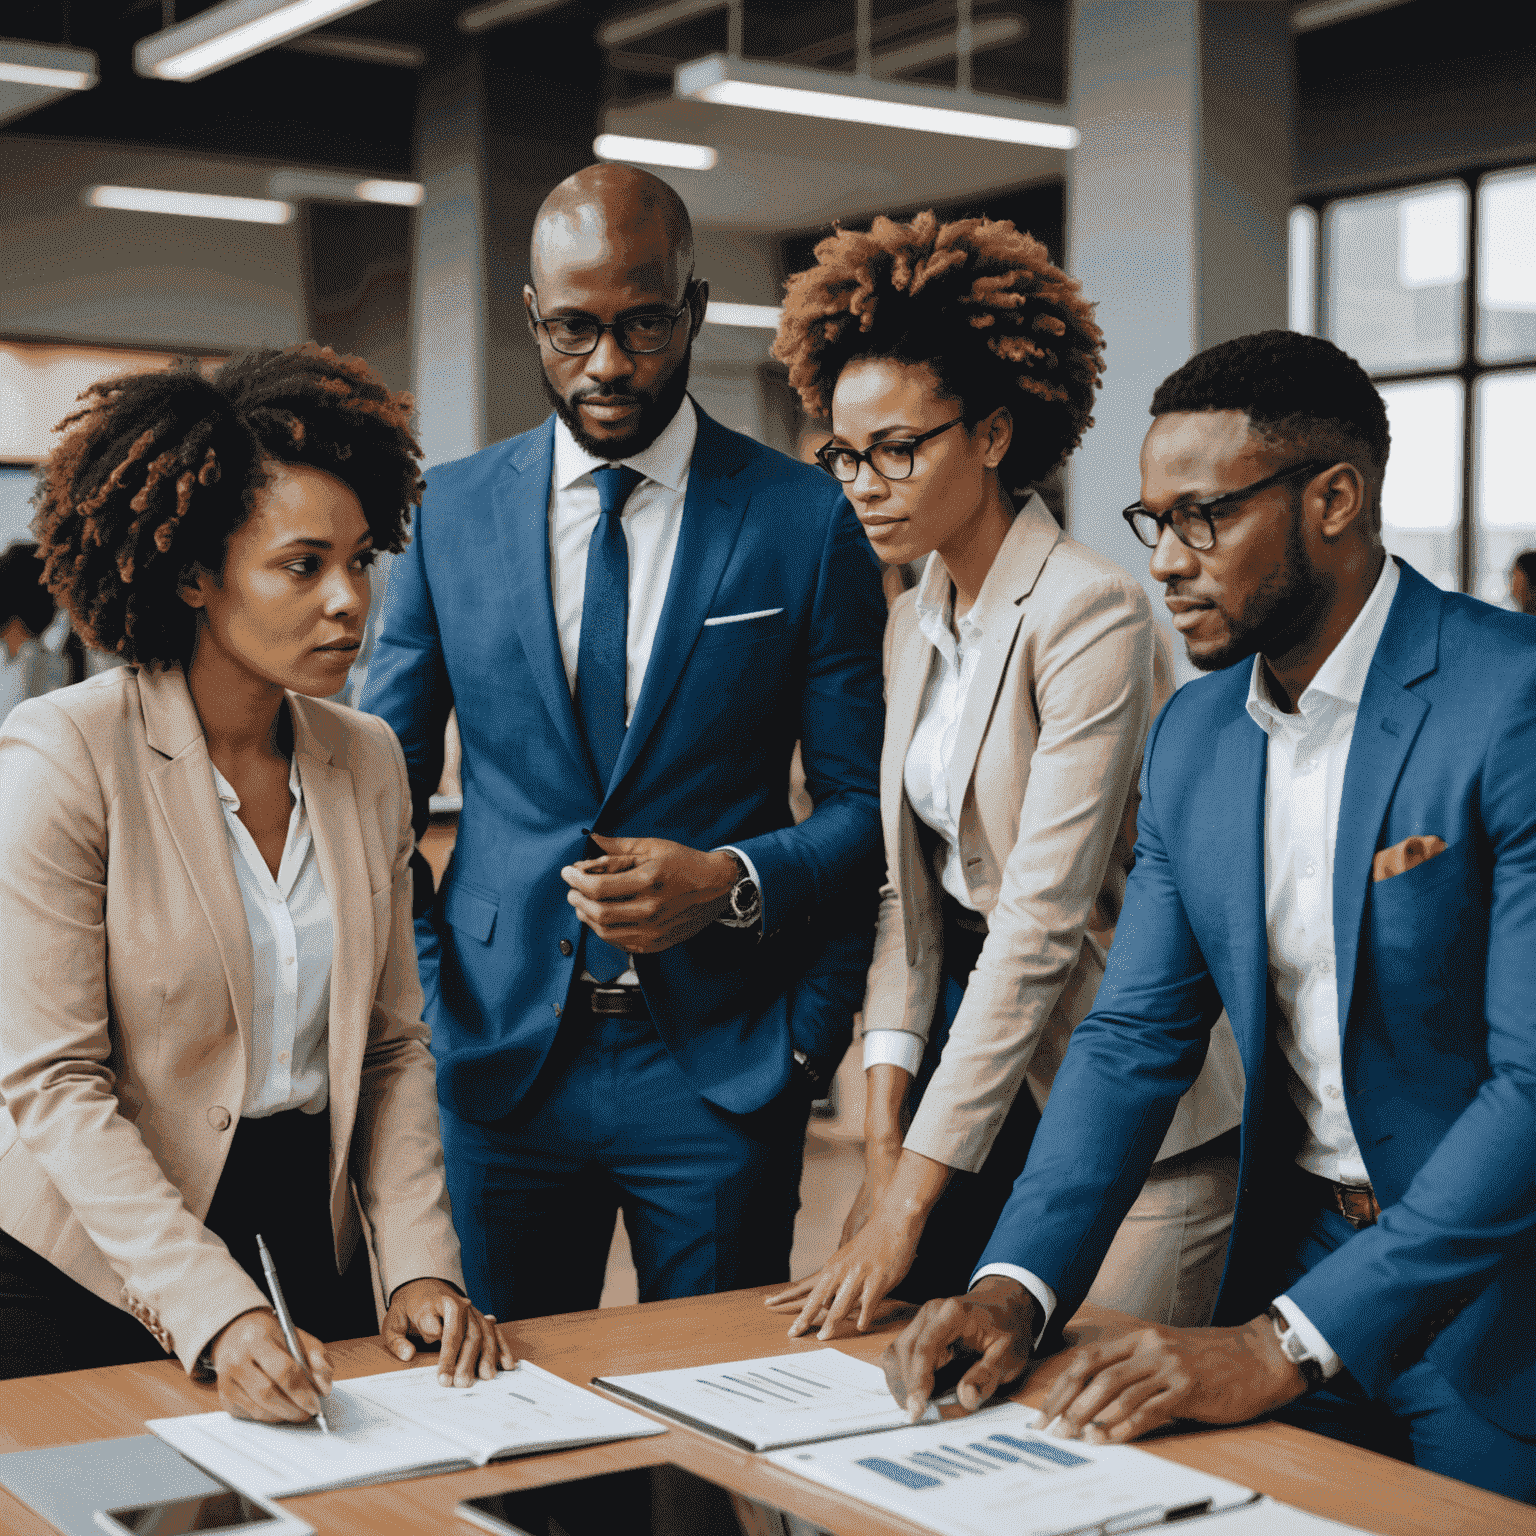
[592,1348,938,1451]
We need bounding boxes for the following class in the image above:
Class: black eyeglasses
[815,418,966,484]
[529,286,696,356]
[1122,460,1330,551]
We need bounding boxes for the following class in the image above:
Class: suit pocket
[693,610,790,650]
[443,879,498,944]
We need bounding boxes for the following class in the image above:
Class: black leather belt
[570,980,649,1019]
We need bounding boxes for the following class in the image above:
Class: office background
[2,0,1534,1298]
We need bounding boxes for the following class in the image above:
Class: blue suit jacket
[361,406,886,1123]
[978,561,1536,1435]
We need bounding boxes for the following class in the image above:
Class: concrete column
[1065,0,1292,677]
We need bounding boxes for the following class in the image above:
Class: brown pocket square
[1372,834,1448,883]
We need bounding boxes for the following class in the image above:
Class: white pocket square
[703,607,784,627]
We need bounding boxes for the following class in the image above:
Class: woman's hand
[765,1146,953,1340]
[839,1134,905,1246]
[382,1278,515,1385]
[209,1308,334,1424]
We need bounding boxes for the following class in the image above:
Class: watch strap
[1267,1304,1325,1394]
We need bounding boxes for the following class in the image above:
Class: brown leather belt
[1309,1173,1383,1229]
[570,980,649,1019]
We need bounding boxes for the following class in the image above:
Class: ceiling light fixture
[593,134,718,171]
[269,169,425,205]
[1,38,98,127]
[675,53,1077,149]
[134,0,382,83]
[706,302,781,328]
[457,0,570,34]
[85,185,294,224]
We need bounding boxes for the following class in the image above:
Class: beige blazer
[862,496,1244,1173]
[0,664,463,1371]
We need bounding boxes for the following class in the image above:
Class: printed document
[765,1404,1265,1536]
[592,1347,939,1451]
[147,1359,666,1497]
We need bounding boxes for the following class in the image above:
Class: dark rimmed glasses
[815,417,966,484]
[529,286,696,356]
[1122,460,1331,551]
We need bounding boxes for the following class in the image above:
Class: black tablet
[456,1461,828,1536]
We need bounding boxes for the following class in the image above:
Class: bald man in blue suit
[363,165,884,1320]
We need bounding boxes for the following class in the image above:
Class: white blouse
[211,755,333,1119]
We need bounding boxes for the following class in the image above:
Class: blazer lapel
[1332,565,1438,1033]
[491,419,599,794]
[882,614,932,858]
[945,497,1060,817]
[605,409,752,798]
[139,666,255,1068]
[1213,708,1270,1067]
[289,698,369,1194]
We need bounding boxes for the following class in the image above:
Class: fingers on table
[764,1277,817,1310]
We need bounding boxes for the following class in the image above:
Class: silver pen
[255,1232,332,1434]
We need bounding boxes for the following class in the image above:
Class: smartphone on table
[93,1485,312,1536]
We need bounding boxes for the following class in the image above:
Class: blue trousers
[439,1011,811,1321]
[1270,1198,1536,1503]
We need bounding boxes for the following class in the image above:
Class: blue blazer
[361,406,886,1124]
[978,561,1536,1435]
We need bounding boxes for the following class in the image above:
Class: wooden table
[1,1288,1530,1536]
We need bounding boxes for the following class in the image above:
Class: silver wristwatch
[726,852,762,926]
[1267,1304,1325,1393]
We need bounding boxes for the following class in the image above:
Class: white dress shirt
[212,756,333,1119]
[1251,553,1400,1376]
[865,554,985,1079]
[549,397,760,983]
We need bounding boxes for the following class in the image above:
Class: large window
[1289,166,1536,605]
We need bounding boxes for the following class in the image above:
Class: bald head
[530,163,694,297]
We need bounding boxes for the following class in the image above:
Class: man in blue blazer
[882,331,1536,1499]
[362,165,884,1319]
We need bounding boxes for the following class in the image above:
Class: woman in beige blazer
[0,347,508,1420]
[768,213,1244,1341]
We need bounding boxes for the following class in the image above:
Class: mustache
[573,388,642,405]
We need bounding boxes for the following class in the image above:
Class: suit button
[559,939,573,956]
[207,1106,231,1131]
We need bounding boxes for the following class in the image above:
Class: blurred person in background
[0,346,505,1413]
[362,164,886,1321]
[1510,550,1536,615]
[0,540,84,724]
[766,212,1243,1341]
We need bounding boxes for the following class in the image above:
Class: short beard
[541,349,693,461]
[1187,499,1329,674]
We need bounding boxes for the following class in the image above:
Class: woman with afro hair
[767,212,1243,1342]
[0,346,511,1412]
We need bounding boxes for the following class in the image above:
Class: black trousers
[0,1107,375,1380]
[890,898,1043,1305]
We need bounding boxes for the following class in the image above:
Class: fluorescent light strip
[356,178,424,205]
[135,0,381,83]
[706,302,781,329]
[86,185,293,224]
[694,77,1077,148]
[593,134,718,171]
[0,61,94,89]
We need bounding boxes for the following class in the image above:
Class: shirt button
[207,1106,231,1131]
[278,1050,290,1063]
[1318,954,1333,973]
[1325,1084,1342,1100]
[284,955,296,966]
[1304,864,1316,877]
[559,939,573,956]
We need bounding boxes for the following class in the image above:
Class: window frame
[1296,157,1536,596]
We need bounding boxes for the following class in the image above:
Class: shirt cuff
[1272,1294,1342,1380]
[862,1029,925,1076]
[714,845,762,929]
[969,1264,1056,1349]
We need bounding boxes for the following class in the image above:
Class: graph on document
[854,1430,1093,1490]
[691,1358,886,1411]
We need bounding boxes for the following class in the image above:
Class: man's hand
[381,1278,515,1386]
[560,835,738,953]
[881,1274,1038,1420]
[1033,1316,1308,1445]
[209,1308,333,1424]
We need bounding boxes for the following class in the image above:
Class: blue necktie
[576,463,643,983]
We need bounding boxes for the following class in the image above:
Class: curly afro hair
[32,344,422,668]
[773,211,1105,496]
[1150,330,1390,521]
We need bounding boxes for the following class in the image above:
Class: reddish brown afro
[774,211,1105,495]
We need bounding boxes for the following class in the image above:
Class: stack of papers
[593,1346,939,1450]
[148,1359,665,1497]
